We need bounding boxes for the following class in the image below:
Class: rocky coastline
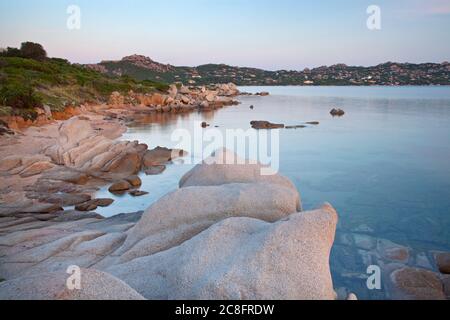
[1,83,449,300]
[0,148,345,300]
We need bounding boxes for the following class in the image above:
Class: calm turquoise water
[96,86,450,299]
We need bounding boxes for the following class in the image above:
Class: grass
[0,56,169,120]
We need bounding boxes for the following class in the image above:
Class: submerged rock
[377,239,410,263]
[389,267,446,300]
[286,125,307,129]
[435,252,450,274]
[144,165,166,175]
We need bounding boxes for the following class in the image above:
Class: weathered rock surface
[108,204,338,300]
[179,149,298,196]
[286,125,306,129]
[0,268,145,300]
[0,156,22,172]
[117,182,301,262]
[19,161,55,178]
[27,193,92,207]
[44,117,146,177]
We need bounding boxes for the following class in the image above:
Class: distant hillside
[0,44,169,120]
[87,55,450,86]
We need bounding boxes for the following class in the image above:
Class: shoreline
[0,83,241,215]
[1,85,449,300]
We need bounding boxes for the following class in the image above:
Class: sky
[0,0,449,70]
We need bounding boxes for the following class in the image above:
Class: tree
[19,42,47,61]
[1,47,22,58]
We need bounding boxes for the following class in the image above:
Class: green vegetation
[1,42,47,61]
[0,278,5,283]
[0,43,168,120]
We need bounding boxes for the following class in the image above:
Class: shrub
[0,82,43,109]
[20,42,47,61]
[2,47,22,58]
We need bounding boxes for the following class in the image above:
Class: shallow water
[95,86,450,299]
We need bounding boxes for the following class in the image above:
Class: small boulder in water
[125,175,142,187]
[330,108,345,117]
[251,121,284,129]
[129,190,149,197]
[109,180,132,193]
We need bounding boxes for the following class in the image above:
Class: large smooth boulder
[0,268,145,300]
[45,117,95,165]
[179,149,298,196]
[117,182,301,262]
[108,204,338,300]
